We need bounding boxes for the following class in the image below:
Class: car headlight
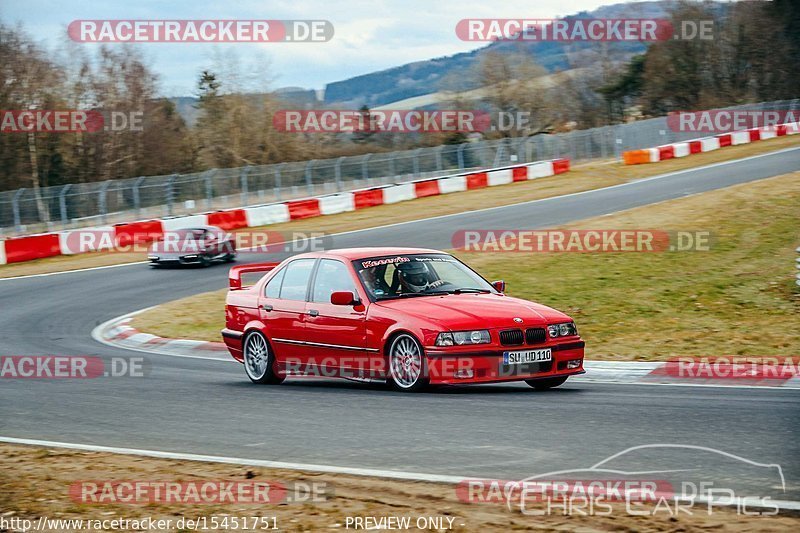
[548,322,577,338]
[435,330,490,346]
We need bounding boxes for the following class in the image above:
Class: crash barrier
[0,158,570,265]
[622,122,800,165]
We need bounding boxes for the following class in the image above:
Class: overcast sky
[2,0,646,96]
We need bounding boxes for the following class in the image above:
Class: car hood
[374,293,572,330]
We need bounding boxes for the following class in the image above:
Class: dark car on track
[147,225,236,267]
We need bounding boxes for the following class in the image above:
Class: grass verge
[2,134,799,279]
[2,444,798,531]
[132,171,800,360]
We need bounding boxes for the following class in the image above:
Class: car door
[304,258,371,378]
[258,258,316,373]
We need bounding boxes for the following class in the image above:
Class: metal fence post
[457,144,466,171]
[305,160,315,196]
[435,146,443,171]
[99,180,111,224]
[240,166,250,206]
[166,174,177,216]
[274,164,284,201]
[59,185,71,226]
[133,176,145,218]
[388,155,395,179]
[334,157,345,191]
[493,144,505,167]
[584,132,591,161]
[12,188,24,231]
[412,148,421,177]
[361,154,372,181]
[204,170,214,209]
[516,137,526,163]
[600,128,607,159]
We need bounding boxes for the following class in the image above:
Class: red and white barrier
[244,204,290,227]
[437,175,467,194]
[0,158,570,265]
[623,122,800,165]
[383,182,416,204]
[318,193,355,215]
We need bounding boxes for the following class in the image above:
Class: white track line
[0,260,148,281]
[2,436,798,512]
[3,145,798,283]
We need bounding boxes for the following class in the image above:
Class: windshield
[353,254,496,300]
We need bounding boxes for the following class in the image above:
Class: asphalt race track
[1,147,799,501]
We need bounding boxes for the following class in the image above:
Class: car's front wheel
[243,331,284,384]
[387,334,429,392]
[525,376,568,390]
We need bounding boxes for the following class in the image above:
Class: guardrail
[2,99,798,237]
[0,158,570,265]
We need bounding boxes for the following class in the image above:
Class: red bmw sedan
[222,248,585,391]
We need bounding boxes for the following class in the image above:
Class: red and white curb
[92,308,229,361]
[94,310,800,388]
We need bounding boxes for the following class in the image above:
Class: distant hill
[322,1,674,108]
[170,0,726,124]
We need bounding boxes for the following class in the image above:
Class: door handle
[259,304,273,312]
[307,309,319,317]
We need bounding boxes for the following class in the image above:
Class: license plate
[503,349,552,365]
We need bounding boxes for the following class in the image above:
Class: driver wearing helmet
[397,261,444,293]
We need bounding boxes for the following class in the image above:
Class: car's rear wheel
[525,376,568,390]
[387,334,429,392]
[243,332,283,384]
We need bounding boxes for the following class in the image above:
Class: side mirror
[492,280,506,293]
[331,291,358,306]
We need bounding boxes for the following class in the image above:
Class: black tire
[242,332,284,384]
[224,252,237,263]
[386,334,429,392]
[525,376,569,390]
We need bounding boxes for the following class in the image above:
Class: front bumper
[148,254,204,264]
[425,341,585,384]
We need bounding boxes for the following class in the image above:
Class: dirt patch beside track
[1,443,798,532]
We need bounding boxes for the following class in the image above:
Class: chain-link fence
[1,99,797,236]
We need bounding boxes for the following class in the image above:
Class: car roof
[310,247,446,260]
